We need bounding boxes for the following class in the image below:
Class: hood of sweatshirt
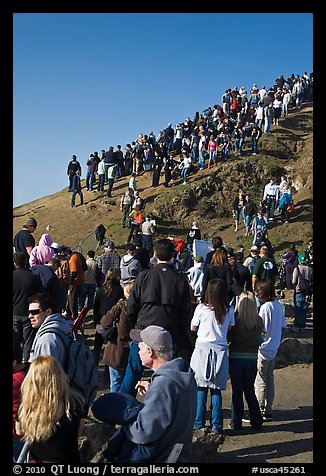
[153,357,196,391]
[38,233,53,247]
[121,255,135,266]
[37,313,71,336]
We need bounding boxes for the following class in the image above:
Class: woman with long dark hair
[190,278,235,433]
[92,268,124,365]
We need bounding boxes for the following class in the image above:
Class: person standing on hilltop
[67,155,81,192]
[71,170,84,208]
[13,217,38,260]
[85,154,97,192]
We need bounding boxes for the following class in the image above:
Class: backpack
[73,251,88,271]
[249,256,259,274]
[297,266,313,294]
[37,327,98,413]
[95,224,107,245]
[102,302,123,344]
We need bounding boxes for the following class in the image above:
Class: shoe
[262,413,272,422]
[228,422,242,430]
[212,427,224,434]
[269,217,274,222]
[242,417,251,423]
[183,182,186,185]
[193,425,204,431]
[285,220,289,223]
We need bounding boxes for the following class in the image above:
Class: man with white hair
[92,325,197,463]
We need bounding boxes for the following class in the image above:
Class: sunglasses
[28,309,43,316]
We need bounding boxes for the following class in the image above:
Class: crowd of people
[66,71,313,203]
[12,70,313,464]
[13,210,313,463]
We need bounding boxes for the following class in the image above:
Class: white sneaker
[183,182,186,185]
[242,417,251,423]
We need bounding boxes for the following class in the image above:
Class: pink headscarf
[29,234,56,266]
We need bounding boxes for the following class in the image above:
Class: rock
[276,338,313,367]
[78,417,114,463]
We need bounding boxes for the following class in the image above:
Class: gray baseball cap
[130,325,173,353]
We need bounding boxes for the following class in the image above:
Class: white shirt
[191,303,235,346]
[187,263,204,297]
[263,182,279,201]
[259,88,267,100]
[97,160,106,175]
[182,157,192,168]
[283,92,291,105]
[258,300,287,360]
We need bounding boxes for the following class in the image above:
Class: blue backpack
[249,256,259,274]
[37,327,98,414]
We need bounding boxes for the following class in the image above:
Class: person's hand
[135,380,150,396]
[96,324,105,334]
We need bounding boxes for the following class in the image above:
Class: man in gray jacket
[27,292,71,366]
[92,326,197,463]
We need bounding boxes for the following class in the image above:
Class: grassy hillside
[13,104,313,260]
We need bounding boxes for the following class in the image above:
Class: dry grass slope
[13,104,313,260]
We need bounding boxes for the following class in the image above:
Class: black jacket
[126,264,191,353]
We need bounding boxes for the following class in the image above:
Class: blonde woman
[16,355,84,463]
[227,291,264,431]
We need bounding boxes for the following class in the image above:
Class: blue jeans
[199,150,206,169]
[293,292,308,329]
[266,197,276,219]
[245,214,254,228]
[109,367,126,393]
[264,116,272,133]
[251,137,258,154]
[107,178,114,197]
[86,172,95,190]
[235,209,245,223]
[98,174,105,191]
[181,167,190,183]
[142,234,153,252]
[208,150,216,165]
[221,147,229,161]
[191,145,199,162]
[194,386,223,431]
[120,340,144,396]
[229,358,262,430]
[71,189,83,206]
[239,137,245,156]
[78,283,96,310]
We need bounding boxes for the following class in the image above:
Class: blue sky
[13,13,313,207]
